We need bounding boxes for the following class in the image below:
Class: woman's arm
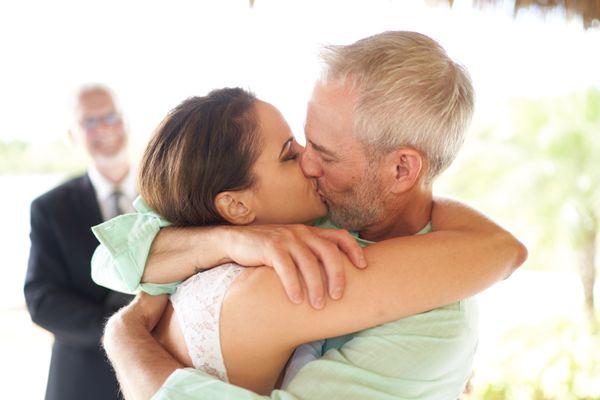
[220,197,527,351]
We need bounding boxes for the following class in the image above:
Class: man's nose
[300,148,322,178]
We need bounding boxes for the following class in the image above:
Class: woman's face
[247,100,327,225]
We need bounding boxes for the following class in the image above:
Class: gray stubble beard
[326,168,387,232]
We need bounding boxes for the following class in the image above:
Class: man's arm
[24,198,124,347]
[144,224,366,307]
[92,209,366,308]
[154,370,300,400]
[103,294,183,400]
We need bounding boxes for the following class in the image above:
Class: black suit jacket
[24,173,133,400]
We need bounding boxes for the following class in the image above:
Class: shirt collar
[88,165,136,201]
[314,218,432,248]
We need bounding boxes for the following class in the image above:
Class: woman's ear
[214,191,256,225]
[384,147,424,193]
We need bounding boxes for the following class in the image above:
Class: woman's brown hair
[138,88,261,226]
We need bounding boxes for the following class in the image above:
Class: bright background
[1,0,599,399]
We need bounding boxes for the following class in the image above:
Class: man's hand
[103,293,181,400]
[129,292,169,330]
[103,293,169,354]
[221,224,367,309]
[145,224,367,310]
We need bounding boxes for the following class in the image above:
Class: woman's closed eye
[283,152,299,162]
[279,137,300,163]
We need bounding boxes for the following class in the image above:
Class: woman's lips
[317,189,327,203]
[313,181,327,204]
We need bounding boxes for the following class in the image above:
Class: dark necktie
[108,189,124,219]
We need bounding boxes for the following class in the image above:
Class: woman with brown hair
[93,87,524,397]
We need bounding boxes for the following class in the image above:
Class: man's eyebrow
[279,137,294,159]
[309,140,337,158]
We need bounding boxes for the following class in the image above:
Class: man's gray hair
[320,31,474,181]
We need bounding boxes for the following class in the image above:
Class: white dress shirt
[88,166,137,221]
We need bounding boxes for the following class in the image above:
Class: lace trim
[170,263,244,382]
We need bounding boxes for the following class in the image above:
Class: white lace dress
[170,263,244,382]
[170,263,324,385]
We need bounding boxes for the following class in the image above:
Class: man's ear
[214,191,256,225]
[384,147,424,193]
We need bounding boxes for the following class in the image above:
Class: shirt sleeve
[152,369,301,400]
[90,197,181,296]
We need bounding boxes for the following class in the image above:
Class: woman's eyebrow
[279,137,294,159]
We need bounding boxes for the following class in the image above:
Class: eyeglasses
[80,111,122,130]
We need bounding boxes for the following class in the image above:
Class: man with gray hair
[24,85,135,400]
[301,31,474,235]
[98,32,525,399]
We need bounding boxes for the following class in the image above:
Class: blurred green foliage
[469,318,600,400]
[441,88,600,265]
[0,140,86,175]
[442,88,600,399]
[439,88,600,322]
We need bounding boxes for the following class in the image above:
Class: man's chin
[327,203,376,232]
[93,147,129,167]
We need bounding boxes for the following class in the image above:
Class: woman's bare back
[151,264,294,394]
[153,303,193,367]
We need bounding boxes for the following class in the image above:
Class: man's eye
[284,153,299,161]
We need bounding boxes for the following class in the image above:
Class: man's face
[75,90,127,159]
[301,81,386,231]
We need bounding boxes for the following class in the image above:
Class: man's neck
[358,189,433,242]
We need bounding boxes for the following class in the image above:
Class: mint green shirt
[91,197,478,400]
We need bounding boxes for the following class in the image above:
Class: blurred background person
[23,85,135,400]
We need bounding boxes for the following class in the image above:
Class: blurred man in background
[24,85,135,400]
